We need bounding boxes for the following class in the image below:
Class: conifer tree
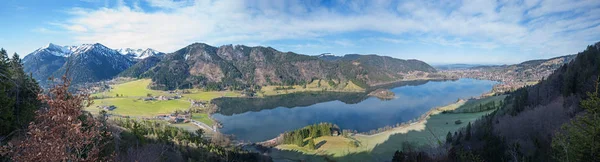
[446,131,453,144]
[552,78,600,162]
[0,48,14,136]
[307,138,316,150]
[9,53,41,130]
[466,122,472,140]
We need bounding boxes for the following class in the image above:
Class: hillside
[142,43,438,90]
[118,55,162,78]
[446,54,577,93]
[445,42,600,161]
[22,44,69,86]
[434,64,486,70]
[469,54,576,82]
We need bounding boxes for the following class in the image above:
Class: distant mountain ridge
[471,54,576,70]
[23,42,438,89]
[116,48,164,60]
[470,54,577,82]
[139,43,438,90]
[434,64,489,70]
[23,43,159,86]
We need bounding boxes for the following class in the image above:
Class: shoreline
[255,99,467,147]
[211,77,486,145]
[354,99,466,138]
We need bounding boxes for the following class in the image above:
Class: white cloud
[56,0,600,60]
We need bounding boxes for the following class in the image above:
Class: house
[174,116,186,123]
[190,100,206,108]
[156,114,170,120]
[98,105,116,111]
[157,96,169,100]
[332,130,340,136]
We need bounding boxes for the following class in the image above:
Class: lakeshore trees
[282,123,337,147]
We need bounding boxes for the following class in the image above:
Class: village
[95,91,216,131]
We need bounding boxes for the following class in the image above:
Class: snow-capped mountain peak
[117,48,163,59]
[35,43,72,57]
[71,43,119,56]
[317,53,335,57]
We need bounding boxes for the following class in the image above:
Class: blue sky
[1,0,599,64]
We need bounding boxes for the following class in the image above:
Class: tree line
[0,48,41,138]
[281,123,337,149]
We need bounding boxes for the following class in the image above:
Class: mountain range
[22,43,162,86]
[141,43,438,90]
[22,43,438,90]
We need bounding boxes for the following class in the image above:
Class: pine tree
[294,133,304,147]
[0,48,15,136]
[552,77,600,162]
[9,53,41,130]
[392,150,405,162]
[307,138,316,150]
[310,124,318,138]
[466,122,472,140]
[454,131,463,145]
[446,131,453,144]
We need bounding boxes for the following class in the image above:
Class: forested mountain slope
[446,42,600,161]
[118,55,162,78]
[141,43,438,90]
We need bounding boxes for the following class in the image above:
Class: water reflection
[212,79,497,142]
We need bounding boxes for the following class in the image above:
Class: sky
[1,0,599,64]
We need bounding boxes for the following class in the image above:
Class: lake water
[212,79,497,142]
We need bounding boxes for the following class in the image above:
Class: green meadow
[89,98,190,117]
[191,113,214,126]
[87,79,241,127]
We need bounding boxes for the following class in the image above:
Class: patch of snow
[318,53,335,57]
[117,48,162,59]
[34,43,73,57]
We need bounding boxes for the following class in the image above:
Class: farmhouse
[97,105,117,111]
[155,114,189,123]
[190,100,206,108]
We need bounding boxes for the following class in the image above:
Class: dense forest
[0,48,41,139]
[393,42,600,161]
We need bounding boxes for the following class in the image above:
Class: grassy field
[453,95,506,113]
[271,98,497,161]
[87,98,190,117]
[87,79,240,126]
[259,80,364,97]
[191,113,214,126]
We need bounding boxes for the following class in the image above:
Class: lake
[212,79,497,142]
